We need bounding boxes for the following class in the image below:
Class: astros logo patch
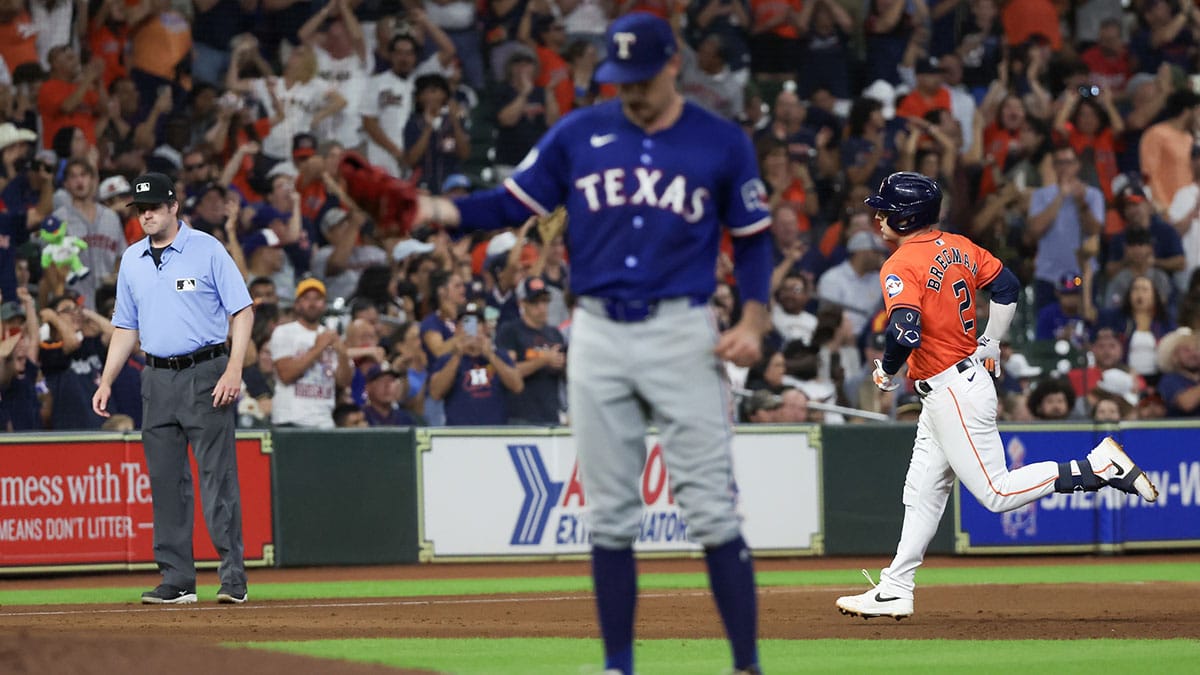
[885,274,904,298]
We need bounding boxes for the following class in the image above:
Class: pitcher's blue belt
[579,295,708,323]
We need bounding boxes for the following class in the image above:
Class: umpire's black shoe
[217,585,248,604]
[141,584,197,605]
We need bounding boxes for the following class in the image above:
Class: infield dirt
[1,554,1198,673]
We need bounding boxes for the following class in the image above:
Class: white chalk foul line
[0,586,835,619]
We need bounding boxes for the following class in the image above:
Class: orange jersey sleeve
[879,231,1004,380]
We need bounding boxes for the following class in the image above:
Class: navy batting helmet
[864,172,942,233]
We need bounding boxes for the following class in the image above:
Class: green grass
[2,561,1196,606]
[244,637,1200,674]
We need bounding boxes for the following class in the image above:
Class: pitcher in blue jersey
[412,13,771,674]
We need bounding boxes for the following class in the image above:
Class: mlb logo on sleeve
[176,278,197,292]
[885,274,904,298]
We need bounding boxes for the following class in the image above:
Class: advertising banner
[418,428,822,560]
[956,424,1200,553]
[0,433,274,572]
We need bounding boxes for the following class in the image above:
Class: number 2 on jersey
[952,279,974,334]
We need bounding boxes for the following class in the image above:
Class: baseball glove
[536,206,567,245]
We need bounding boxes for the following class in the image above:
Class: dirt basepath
[2,554,1198,674]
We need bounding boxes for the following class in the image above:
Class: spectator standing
[269,278,352,428]
[794,0,853,99]
[1053,87,1122,205]
[1106,181,1185,280]
[53,160,125,309]
[88,0,130,89]
[300,0,372,153]
[38,45,106,151]
[816,230,885,336]
[40,290,112,430]
[126,0,192,112]
[0,0,39,76]
[360,17,458,177]
[494,49,560,183]
[402,73,470,194]
[227,44,346,162]
[1026,144,1104,309]
[748,0,803,82]
[1119,274,1175,378]
[311,206,388,302]
[191,0,250,87]
[496,277,566,425]
[1167,145,1200,290]
[429,301,524,425]
[425,0,486,91]
[0,289,41,430]
[1140,89,1200,213]
[1080,17,1131,95]
[679,33,743,121]
[864,0,927,86]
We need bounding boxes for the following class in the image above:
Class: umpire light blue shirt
[502,100,770,301]
[113,222,252,357]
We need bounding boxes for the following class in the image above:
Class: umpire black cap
[129,172,176,206]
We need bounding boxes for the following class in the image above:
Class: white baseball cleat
[835,570,913,621]
[1091,437,1158,502]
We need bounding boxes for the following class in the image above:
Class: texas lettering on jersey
[573,168,710,223]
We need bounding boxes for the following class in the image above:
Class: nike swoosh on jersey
[589,133,617,148]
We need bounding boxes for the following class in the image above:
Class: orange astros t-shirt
[879,230,1002,380]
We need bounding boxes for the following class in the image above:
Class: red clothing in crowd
[896,87,951,120]
[38,79,101,149]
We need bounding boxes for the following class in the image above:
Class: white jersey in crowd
[315,46,374,150]
[422,0,476,31]
[253,76,339,159]
[311,243,389,302]
[1167,183,1200,291]
[771,305,818,347]
[55,202,125,310]
[359,55,450,177]
[269,321,339,428]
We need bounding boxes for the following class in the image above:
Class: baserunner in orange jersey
[835,171,1159,621]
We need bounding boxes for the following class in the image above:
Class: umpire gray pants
[142,355,246,589]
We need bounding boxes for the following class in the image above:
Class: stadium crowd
[3,0,1200,431]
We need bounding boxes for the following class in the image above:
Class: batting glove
[872,359,901,392]
[974,336,1001,378]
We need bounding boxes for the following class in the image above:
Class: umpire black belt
[914,358,974,396]
[581,295,708,323]
[146,343,227,370]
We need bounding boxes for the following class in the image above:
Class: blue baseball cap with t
[595,12,677,84]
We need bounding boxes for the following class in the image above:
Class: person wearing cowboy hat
[1155,327,1200,417]
[0,122,38,187]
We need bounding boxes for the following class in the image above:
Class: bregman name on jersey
[926,243,980,292]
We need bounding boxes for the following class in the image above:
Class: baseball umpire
[411,13,770,674]
[836,171,1158,620]
[93,172,254,605]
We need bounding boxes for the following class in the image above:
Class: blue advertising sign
[956,425,1200,553]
